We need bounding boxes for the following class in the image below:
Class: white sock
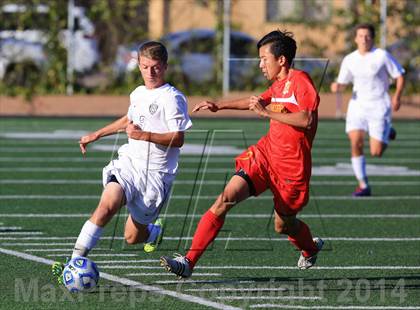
[72,220,103,258]
[351,155,368,188]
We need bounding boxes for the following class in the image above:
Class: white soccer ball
[62,256,100,292]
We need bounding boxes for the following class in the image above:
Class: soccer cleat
[389,127,397,141]
[297,237,324,270]
[144,218,165,253]
[160,253,192,279]
[352,186,371,197]
[51,261,65,285]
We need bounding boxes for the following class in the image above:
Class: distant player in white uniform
[52,41,192,283]
[331,23,405,196]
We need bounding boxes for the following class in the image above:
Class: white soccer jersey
[126,83,192,173]
[337,47,405,101]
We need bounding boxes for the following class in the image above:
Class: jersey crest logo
[149,103,158,115]
[282,80,291,95]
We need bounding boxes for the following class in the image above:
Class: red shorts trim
[235,145,309,215]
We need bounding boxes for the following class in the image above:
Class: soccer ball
[62,256,100,292]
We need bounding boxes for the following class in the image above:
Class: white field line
[2,179,420,186]
[1,237,420,242]
[0,226,22,230]
[0,247,240,310]
[2,213,420,219]
[2,146,420,154]
[185,288,289,292]
[100,265,420,271]
[0,231,43,235]
[1,195,419,200]
[249,305,420,309]
[126,273,222,277]
[46,253,139,257]
[1,167,420,175]
[23,248,108,252]
[156,280,255,284]
[216,296,321,301]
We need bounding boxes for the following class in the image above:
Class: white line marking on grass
[23,248,108,252]
[2,213,420,219]
[217,296,321,301]
[100,265,420,270]
[0,157,106,163]
[185,288,288,292]
[1,236,420,242]
[249,305,420,309]
[0,226,22,230]
[0,231,43,235]
[46,253,139,257]
[126,273,222,277]
[3,179,420,186]
[1,195,419,200]
[0,247,240,309]
[1,242,75,246]
[95,260,159,264]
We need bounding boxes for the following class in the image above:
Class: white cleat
[297,237,324,270]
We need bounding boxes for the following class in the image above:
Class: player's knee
[124,232,140,245]
[274,222,287,234]
[274,218,299,235]
[211,194,236,216]
[370,149,383,157]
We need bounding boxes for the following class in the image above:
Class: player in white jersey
[52,41,192,284]
[331,23,405,196]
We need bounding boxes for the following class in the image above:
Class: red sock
[186,210,224,268]
[288,221,318,257]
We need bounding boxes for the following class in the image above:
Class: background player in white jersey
[52,41,192,283]
[331,23,405,197]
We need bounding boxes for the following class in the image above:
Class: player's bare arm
[249,95,312,129]
[392,75,405,112]
[330,82,347,93]
[79,116,130,154]
[126,123,184,147]
[193,97,250,113]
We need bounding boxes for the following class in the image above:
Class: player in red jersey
[160,30,324,278]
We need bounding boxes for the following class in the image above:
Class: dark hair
[354,23,375,39]
[257,30,296,65]
[138,41,168,64]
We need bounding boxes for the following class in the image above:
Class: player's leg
[160,175,251,278]
[369,137,387,157]
[274,212,323,269]
[124,214,165,252]
[346,100,371,196]
[368,113,392,158]
[73,181,126,258]
[52,180,125,284]
[348,130,371,196]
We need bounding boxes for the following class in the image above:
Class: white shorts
[345,97,392,144]
[102,153,175,225]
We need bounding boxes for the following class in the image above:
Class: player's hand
[79,132,99,155]
[249,96,269,118]
[330,82,339,93]
[391,95,401,112]
[126,122,148,140]
[192,101,219,113]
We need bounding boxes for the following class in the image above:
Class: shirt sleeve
[127,103,134,121]
[337,56,353,85]
[165,94,193,132]
[259,86,272,106]
[295,72,319,111]
[384,51,405,79]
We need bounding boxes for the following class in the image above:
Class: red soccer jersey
[258,69,320,188]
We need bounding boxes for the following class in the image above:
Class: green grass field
[0,117,419,309]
